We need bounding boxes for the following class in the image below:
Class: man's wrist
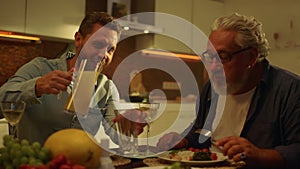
[255,149,284,168]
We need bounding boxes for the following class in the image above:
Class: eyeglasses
[201,47,253,63]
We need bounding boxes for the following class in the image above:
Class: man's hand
[216,136,284,168]
[112,109,147,135]
[156,132,188,151]
[35,70,73,97]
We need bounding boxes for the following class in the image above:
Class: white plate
[135,166,168,169]
[158,150,227,166]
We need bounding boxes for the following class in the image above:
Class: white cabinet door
[154,0,193,53]
[154,0,226,54]
[191,0,225,52]
[25,0,85,40]
[0,0,26,33]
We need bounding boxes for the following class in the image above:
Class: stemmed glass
[0,101,26,138]
[139,103,160,156]
[112,102,160,157]
[111,102,142,157]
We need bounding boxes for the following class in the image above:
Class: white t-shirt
[211,88,256,152]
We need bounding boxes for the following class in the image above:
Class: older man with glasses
[157,13,300,169]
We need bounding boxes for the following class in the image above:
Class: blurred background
[1,0,299,147]
[0,0,299,99]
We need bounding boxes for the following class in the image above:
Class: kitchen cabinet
[154,0,225,54]
[154,0,193,53]
[26,0,85,40]
[0,0,85,40]
[0,0,26,33]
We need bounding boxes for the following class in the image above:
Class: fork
[194,129,223,151]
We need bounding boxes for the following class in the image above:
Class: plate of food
[157,148,227,166]
[110,155,131,167]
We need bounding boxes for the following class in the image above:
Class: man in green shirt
[0,12,122,144]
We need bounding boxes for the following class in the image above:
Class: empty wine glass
[0,101,26,138]
[112,103,140,157]
[139,103,160,156]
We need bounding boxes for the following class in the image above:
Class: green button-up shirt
[0,53,119,144]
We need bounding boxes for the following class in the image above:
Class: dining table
[0,152,245,169]
[0,135,245,169]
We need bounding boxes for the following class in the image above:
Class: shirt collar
[66,51,76,60]
[258,59,271,90]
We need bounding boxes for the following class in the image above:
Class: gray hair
[211,13,270,61]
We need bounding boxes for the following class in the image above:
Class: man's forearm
[254,149,284,169]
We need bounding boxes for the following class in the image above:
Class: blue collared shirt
[184,59,300,168]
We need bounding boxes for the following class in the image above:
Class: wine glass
[0,101,26,138]
[110,102,138,157]
[138,103,160,156]
[112,102,160,157]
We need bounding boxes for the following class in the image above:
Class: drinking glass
[64,58,105,116]
[0,101,26,138]
[112,103,139,157]
[112,102,160,157]
[139,103,160,156]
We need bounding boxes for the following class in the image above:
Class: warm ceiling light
[0,31,41,42]
[140,49,201,61]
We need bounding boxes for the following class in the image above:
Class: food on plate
[44,128,102,168]
[193,151,217,161]
[163,162,181,169]
[166,148,218,161]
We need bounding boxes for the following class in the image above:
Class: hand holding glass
[0,101,26,138]
[113,106,144,157]
[113,102,159,157]
[64,58,106,116]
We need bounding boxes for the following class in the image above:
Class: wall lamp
[140,49,201,61]
[0,31,41,43]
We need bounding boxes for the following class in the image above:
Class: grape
[16,150,23,158]
[25,146,35,157]
[21,139,30,146]
[12,158,21,167]
[41,147,50,155]
[5,164,14,169]
[0,147,6,153]
[5,140,14,149]
[9,148,18,157]
[32,141,41,150]
[38,151,49,162]
[12,142,21,149]
[28,157,38,165]
[20,156,29,164]
[1,151,9,161]
[3,135,13,143]
[0,135,51,168]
